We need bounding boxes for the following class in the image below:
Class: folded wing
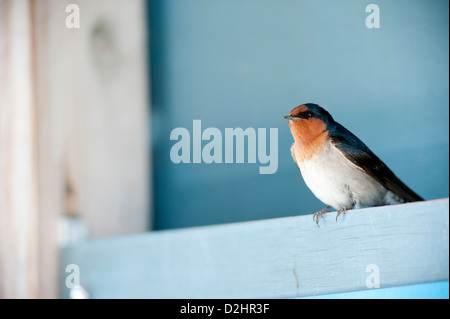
[330,123,423,202]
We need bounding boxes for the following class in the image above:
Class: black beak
[284,115,298,120]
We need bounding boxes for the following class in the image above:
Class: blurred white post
[0,0,39,298]
[33,0,151,298]
[0,0,150,298]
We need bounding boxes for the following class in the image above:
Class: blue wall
[149,0,449,230]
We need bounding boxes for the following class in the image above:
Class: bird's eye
[305,111,314,118]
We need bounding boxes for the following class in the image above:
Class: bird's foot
[336,202,356,221]
[313,206,331,227]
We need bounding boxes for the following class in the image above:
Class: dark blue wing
[329,122,423,202]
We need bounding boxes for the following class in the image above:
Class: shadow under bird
[284,103,423,225]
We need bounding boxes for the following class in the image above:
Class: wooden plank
[32,0,150,297]
[61,198,449,298]
[301,281,449,299]
[0,0,39,298]
[32,0,150,238]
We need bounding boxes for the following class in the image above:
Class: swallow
[284,103,423,225]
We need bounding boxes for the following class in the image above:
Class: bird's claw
[336,202,356,221]
[312,206,331,227]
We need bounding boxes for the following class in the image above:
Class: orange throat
[289,118,329,162]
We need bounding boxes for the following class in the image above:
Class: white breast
[295,142,395,210]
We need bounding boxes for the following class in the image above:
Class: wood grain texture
[0,0,149,298]
[33,0,150,237]
[0,0,39,298]
[32,0,150,297]
[61,198,449,298]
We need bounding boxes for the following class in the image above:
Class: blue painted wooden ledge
[61,198,449,298]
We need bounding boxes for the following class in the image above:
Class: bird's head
[284,103,333,123]
[284,103,334,146]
